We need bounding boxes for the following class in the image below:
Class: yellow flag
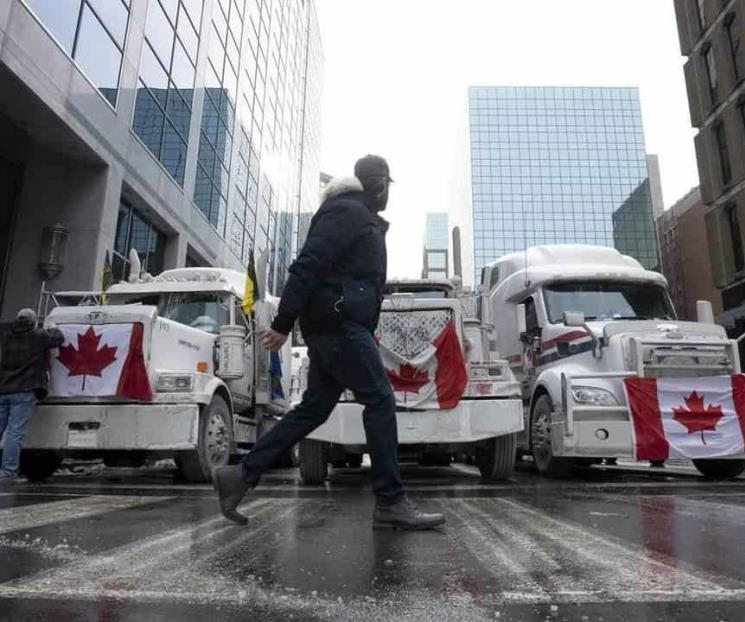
[242,249,259,315]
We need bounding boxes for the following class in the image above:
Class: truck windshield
[544,281,675,324]
[158,293,230,334]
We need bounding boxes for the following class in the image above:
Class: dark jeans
[0,391,36,477]
[242,322,405,499]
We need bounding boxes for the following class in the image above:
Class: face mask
[372,185,389,212]
[364,178,389,212]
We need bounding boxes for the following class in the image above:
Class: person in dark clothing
[0,308,64,482]
[214,155,446,530]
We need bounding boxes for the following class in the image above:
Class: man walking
[0,308,64,483]
[214,155,446,530]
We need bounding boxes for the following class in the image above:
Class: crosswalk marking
[444,497,745,603]
[3,492,745,607]
[0,498,287,592]
[0,495,171,535]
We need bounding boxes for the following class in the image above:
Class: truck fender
[199,377,235,417]
[528,369,564,415]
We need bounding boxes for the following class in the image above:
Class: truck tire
[19,451,61,482]
[693,459,745,480]
[476,433,517,480]
[530,394,577,478]
[176,395,232,483]
[299,439,327,485]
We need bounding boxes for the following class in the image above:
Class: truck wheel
[299,439,327,485]
[176,395,232,483]
[693,459,745,480]
[19,451,62,482]
[530,394,577,478]
[476,433,517,480]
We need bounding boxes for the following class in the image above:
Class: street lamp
[37,224,68,319]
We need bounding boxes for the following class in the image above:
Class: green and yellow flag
[101,250,113,304]
[242,248,260,315]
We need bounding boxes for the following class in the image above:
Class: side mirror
[696,300,714,325]
[564,311,586,328]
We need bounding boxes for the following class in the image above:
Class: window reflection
[24,0,129,106]
[133,0,202,188]
[113,202,166,281]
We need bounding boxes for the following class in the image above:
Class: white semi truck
[481,244,744,479]
[297,278,524,484]
[17,267,291,482]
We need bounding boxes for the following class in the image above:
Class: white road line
[442,499,549,598]
[0,495,171,535]
[497,497,743,598]
[0,499,300,599]
[460,499,562,573]
[439,497,745,603]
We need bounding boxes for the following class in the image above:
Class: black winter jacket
[271,177,389,337]
[0,318,64,398]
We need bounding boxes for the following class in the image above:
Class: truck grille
[376,309,453,359]
[642,345,734,379]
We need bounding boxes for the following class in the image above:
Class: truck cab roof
[106,268,246,299]
[484,245,667,301]
[384,278,457,298]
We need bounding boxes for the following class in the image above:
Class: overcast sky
[313,0,697,279]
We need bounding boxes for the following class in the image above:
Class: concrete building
[0,0,323,321]
[674,0,745,333]
[656,187,722,321]
[467,86,660,282]
[422,212,449,279]
[647,154,665,221]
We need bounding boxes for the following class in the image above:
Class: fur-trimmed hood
[320,176,364,205]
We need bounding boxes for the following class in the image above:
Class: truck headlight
[571,386,618,407]
[157,374,194,392]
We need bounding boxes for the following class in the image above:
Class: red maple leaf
[57,327,118,391]
[387,363,429,393]
[672,391,724,445]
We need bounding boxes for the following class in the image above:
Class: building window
[726,204,745,273]
[726,14,744,81]
[24,0,129,107]
[113,203,167,282]
[193,0,243,232]
[133,0,203,187]
[715,121,732,186]
[703,44,718,103]
[697,0,707,29]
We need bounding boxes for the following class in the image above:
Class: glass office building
[422,212,449,278]
[468,86,659,280]
[0,0,323,319]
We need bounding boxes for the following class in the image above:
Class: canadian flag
[625,375,745,460]
[48,323,152,401]
[380,319,468,410]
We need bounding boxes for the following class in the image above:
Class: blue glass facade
[469,86,659,278]
[24,0,130,107]
[423,213,448,276]
[133,0,202,187]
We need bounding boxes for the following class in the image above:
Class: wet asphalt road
[1,462,745,621]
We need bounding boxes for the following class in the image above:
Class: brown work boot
[373,496,446,530]
[213,465,251,525]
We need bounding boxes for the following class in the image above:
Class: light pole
[36,224,68,320]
